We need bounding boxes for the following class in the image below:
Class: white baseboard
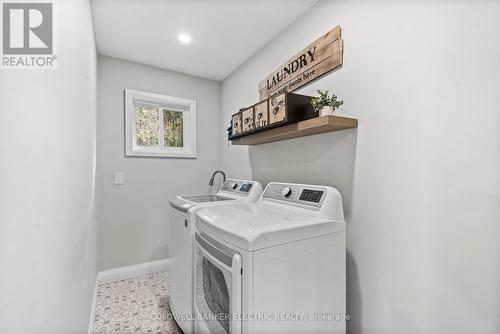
[88,258,172,334]
[96,258,172,285]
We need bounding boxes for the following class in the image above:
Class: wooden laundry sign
[258,26,344,101]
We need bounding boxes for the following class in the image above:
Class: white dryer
[169,179,263,333]
[194,182,346,334]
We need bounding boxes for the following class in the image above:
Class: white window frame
[125,89,197,158]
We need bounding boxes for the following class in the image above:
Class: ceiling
[91,0,318,81]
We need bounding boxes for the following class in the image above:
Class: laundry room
[0,0,499,334]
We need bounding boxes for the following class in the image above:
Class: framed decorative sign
[254,100,269,129]
[269,93,286,125]
[241,107,255,133]
[258,26,344,100]
[232,112,242,136]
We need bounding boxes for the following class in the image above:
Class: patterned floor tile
[93,271,183,334]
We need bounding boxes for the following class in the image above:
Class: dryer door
[194,230,242,334]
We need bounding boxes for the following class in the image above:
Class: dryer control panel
[262,183,326,207]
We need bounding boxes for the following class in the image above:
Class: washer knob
[231,182,239,190]
[281,187,292,198]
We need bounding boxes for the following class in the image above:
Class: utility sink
[179,194,233,203]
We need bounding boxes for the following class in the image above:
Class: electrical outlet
[114,172,124,185]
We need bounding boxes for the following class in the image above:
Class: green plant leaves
[310,90,344,113]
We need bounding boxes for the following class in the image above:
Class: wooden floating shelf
[230,115,358,146]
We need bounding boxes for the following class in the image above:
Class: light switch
[114,172,124,185]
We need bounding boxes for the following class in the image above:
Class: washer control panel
[262,183,326,207]
[221,179,254,195]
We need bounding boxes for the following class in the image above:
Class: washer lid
[195,202,345,251]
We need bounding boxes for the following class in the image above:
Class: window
[125,89,196,158]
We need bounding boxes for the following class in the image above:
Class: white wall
[97,55,222,270]
[0,0,97,332]
[221,0,500,333]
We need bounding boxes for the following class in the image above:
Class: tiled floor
[93,271,183,334]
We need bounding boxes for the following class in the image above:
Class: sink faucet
[208,170,226,186]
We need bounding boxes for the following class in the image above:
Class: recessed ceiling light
[178,33,191,45]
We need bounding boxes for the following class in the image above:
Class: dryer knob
[281,187,292,198]
[231,182,239,190]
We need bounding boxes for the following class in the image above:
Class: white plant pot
[319,106,334,117]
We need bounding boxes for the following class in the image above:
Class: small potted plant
[310,90,344,117]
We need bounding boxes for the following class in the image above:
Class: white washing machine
[169,179,263,333]
[194,182,346,334]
